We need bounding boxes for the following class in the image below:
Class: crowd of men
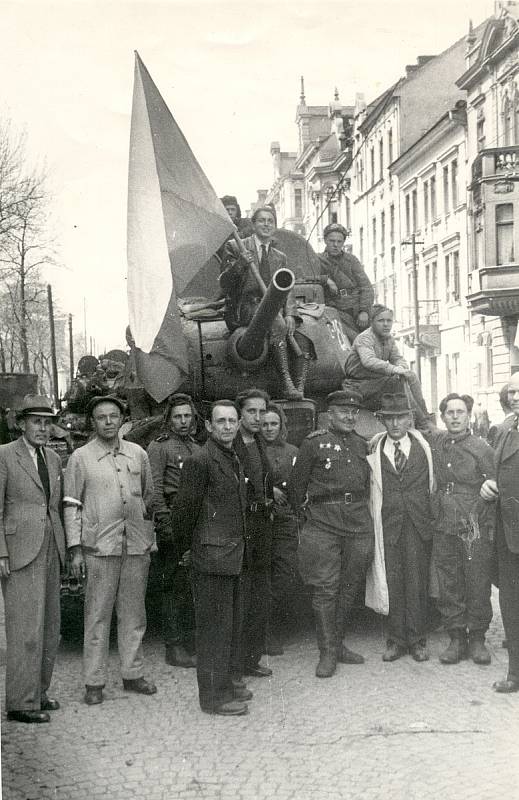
[2,200,519,721]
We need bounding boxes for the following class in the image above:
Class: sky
[0,0,494,353]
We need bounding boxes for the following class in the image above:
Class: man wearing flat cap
[64,395,157,705]
[0,395,65,723]
[366,394,433,662]
[318,223,374,343]
[288,390,374,677]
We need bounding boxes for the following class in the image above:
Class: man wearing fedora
[366,393,434,662]
[64,396,157,705]
[0,395,65,723]
[288,390,374,678]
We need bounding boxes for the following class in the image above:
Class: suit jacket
[233,430,274,507]
[379,438,432,542]
[220,235,297,331]
[494,415,519,553]
[173,438,248,575]
[0,438,65,570]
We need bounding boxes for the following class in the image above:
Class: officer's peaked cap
[326,390,362,409]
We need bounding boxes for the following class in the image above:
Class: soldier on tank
[317,223,374,343]
[147,394,201,668]
[288,390,374,678]
[220,206,313,400]
[342,304,431,428]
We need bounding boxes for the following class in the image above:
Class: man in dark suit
[233,389,274,678]
[0,396,66,723]
[481,373,519,692]
[174,400,251,716]
[220,206,311,399]
[366,394,433,662]
[487,382,513,449]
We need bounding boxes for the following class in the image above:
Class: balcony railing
[399,300,440,329]
[467,263,519,316]
[471,145,519,184]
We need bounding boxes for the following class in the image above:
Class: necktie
[394,440,407,474]
[259,244,270,287]
[36,447,50,504]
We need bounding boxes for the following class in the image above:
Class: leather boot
[468,630,491,665]
[272,341,303,400]
[336,612,364,664]
[439,630,466,664]
[314,601,337,678]
[166,644,197,668]
[292,354,311,397]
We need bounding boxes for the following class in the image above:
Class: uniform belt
[311,491,367,506]
[438,482,479,496]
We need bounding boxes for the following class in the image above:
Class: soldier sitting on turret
[220,206,313,400]
[318,223,374,343]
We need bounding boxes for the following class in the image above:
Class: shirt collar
[254,235,270,255]
[22,436,38,457]
[92,436,132,461]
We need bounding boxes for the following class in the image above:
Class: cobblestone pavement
[2,591,519,800]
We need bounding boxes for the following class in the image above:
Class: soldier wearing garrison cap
[288,389,374,678]
[318,223,374,343]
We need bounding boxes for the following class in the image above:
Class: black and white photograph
[1,0,519,797]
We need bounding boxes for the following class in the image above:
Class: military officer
[147,393,201,668]
[288,390,374,678]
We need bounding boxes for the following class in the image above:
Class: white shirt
[383,433,411,470]
[23,436,44,469]
[253,235,271,261]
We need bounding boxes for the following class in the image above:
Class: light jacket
[365,429,434,615]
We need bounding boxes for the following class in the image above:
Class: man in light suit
[220,206,312,399]
[0,396,65,723]
[481,372,519,692]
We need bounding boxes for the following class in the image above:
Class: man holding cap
[288,390,374,677]
[0,396,65,723]
[64,396,156,705]
[366,394,433,662]
[318,223,374,343]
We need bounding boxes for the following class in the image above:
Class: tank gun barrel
[235,268,295,362]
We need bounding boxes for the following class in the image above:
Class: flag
[127,52,234,402]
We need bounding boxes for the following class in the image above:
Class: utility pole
[401,232,424,383]
[47,284,60,409]
[68,314,74,385]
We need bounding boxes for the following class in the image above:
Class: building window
[496,202,515,264]
[430,175,437,219]
[477,116,486,152]
[388,127,393,164]
[451,159,458,209]
[372,217,377,254]
[370,147,375,185]
[423,180,429,226]
[294,188,302,218]
[357,158,364,192]
[474,210,484,270]
[432,260,438,300]
[389,204,395,244]
[443,165,450,214]
[390,245,395,269]
[373,256,378,284]
[425,263,430,300]
[345,196,351,231]
[503,94,513,146]
[405,194,411,236]
[445,251,460,304]
[359,226,364,262]
[379,139,384,179]
[412,189,418,231]
[515,90,519,144]
[380,211,385,255]
[476,331,494,388]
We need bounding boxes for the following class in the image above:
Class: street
[1,592,519,800]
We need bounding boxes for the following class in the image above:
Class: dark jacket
[380,437,432,543]
[318,250,374,319]
[173,438,248,575]
[220,235,297,331]
[494,416,519,553]
[233,430,274,508]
